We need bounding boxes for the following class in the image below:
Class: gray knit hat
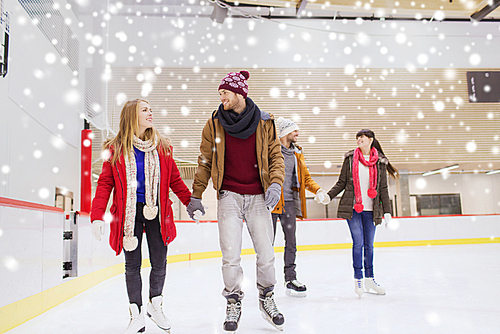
[276,117,300,138]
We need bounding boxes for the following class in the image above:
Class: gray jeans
[272,200,297,282]
[217,190,277,300]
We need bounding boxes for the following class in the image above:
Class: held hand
[314,188,331,205]
[264,183,281,210]
[383,213,392,228]
[92,220,105,241]
[193,209,203,224]
[187,197,205,221]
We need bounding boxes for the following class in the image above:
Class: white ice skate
[364,277,386,295]
[259,289,284,331]
[147,296,171,332]
[354,278,364,298]
[285,279,307,298]
[125,304,145,334]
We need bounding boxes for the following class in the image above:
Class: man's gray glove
[264,183,281,210]
[186,197,205,220]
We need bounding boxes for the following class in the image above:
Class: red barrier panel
[81,129,92,213]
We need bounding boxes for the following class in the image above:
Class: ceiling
[218,0,500,21]
[86,0,500,21]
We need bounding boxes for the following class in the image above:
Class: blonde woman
[91,99,191,333]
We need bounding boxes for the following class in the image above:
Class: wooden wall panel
[91,67,500,178]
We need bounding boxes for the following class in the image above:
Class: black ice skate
[259,287,284,331]
[285,279,307,297]
[223,295,242,333]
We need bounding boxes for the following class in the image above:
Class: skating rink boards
[5,243,500,334]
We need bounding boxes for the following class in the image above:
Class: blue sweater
[134,147,146,203]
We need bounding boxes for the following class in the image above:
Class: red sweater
[221,132,263,195]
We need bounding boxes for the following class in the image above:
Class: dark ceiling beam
[471,0,500,22]
[296,0,308,16]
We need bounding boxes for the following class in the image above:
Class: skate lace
[263,295,280,318]
[226,302,241,322]
[127,315,140,329]
[356,280,362,288]
[150,303,168,323]
[291,280,304,288]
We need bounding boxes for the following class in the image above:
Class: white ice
[6,244,500,333]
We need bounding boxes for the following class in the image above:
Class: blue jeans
[346,210,376,279]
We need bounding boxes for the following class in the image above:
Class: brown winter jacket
[327,150,392,225]
[192,108,285,199]
[272,144,321,219]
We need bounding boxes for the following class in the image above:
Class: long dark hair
[356,129,399,179]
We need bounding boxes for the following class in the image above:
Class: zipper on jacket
[115,163,125,245]
[211,110,221,190]
[261,121,265,188]
[158,158,163,240]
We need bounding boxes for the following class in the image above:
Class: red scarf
[352,147,379,213]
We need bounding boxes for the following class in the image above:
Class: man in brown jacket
[186,70,285,332]
[272,117,328,297]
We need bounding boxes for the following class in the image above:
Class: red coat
[90,146,191,255]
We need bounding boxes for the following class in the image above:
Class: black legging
[124,202,168,307]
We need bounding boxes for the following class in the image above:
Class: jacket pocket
[218,190,230,200]
[110,203,117,222]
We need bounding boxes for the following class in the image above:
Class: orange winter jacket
[272,144,321,219]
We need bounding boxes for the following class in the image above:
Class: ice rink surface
[6,243,500,334]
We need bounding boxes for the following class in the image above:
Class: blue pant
[346,210,376,279]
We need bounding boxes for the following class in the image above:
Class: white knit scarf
[122,136,160,252]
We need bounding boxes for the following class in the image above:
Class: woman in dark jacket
[91,99,191,333]
[316,129,398,298]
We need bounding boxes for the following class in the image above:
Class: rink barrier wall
[0,199,499,333]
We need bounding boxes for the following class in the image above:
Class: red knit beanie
[218,70,250,98]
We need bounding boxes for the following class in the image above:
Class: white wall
[3,2,498,212]
[0,0,84,208]
[103,15,500,69]
[409,173,500,214]
[177,171,500,221]
[96,14,500,218]
[0,206,122,309]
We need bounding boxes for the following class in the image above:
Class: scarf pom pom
[367,189,377,199]
[123,236,138,252]
[354,203,364,213]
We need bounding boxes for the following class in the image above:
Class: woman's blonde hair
[104,99,171,165]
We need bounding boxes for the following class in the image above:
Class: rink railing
[0,196,499,332]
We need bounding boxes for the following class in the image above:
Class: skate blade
[260,312,284,331]
[365,290,386,295]
[147,312,172,331]
[285,288,307,298]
